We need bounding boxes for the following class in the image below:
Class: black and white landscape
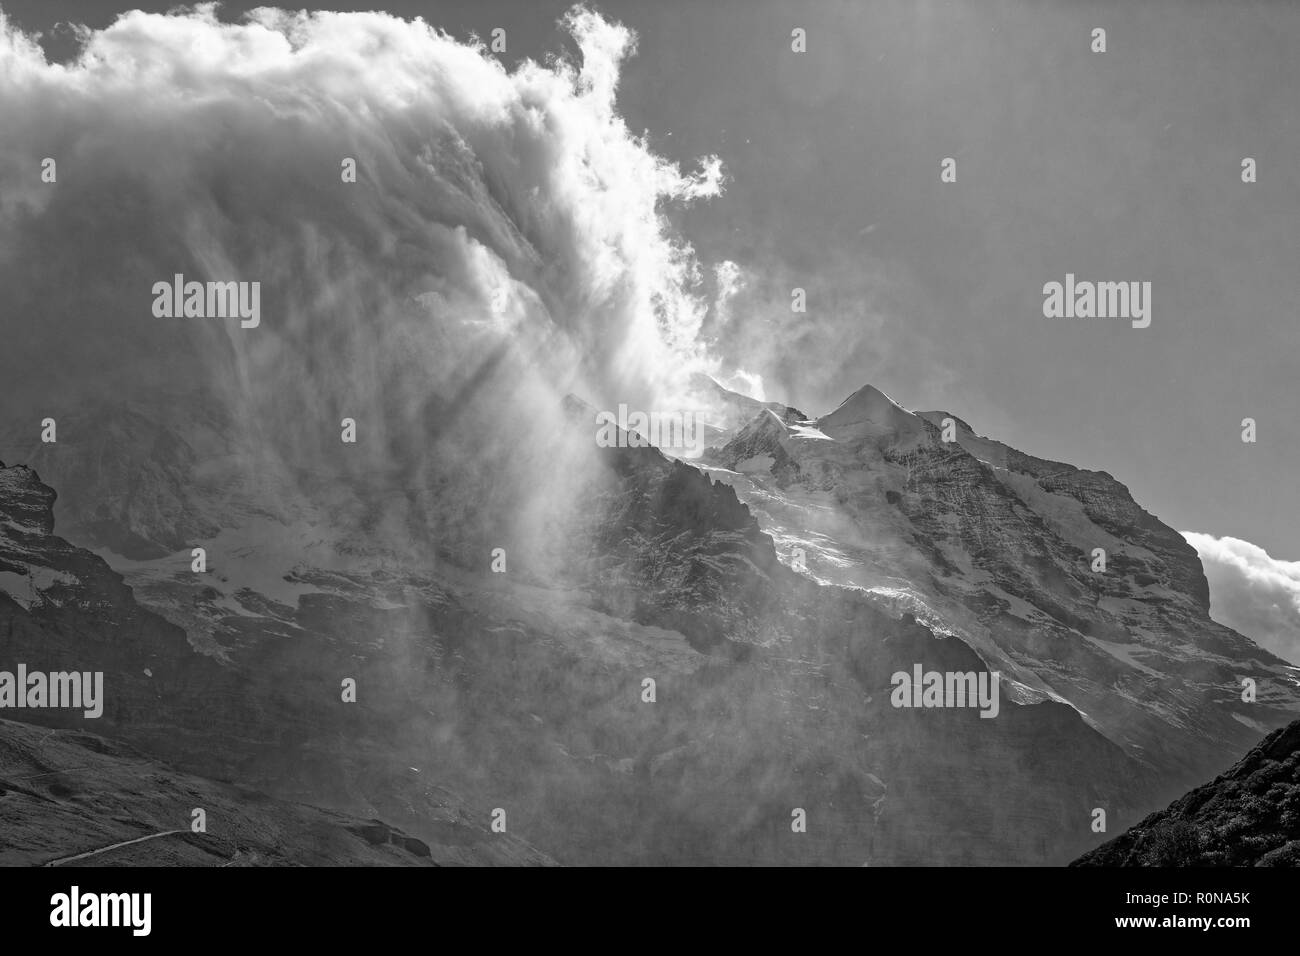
[1,1,1298,870]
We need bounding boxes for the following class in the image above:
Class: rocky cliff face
[519,416,1157,864]
[701,382,1300,797]
[1074,719,1300,866]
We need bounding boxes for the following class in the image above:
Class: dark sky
[5,0,1297,557]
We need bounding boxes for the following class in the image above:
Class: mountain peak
[0,461,56,536]
[686,373,805,435]
[815,384,924,444]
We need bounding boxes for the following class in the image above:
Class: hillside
[1074,719,1300,866]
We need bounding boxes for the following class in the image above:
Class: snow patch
[0,567,80,609]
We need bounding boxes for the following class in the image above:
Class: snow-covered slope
[702,381,1300,788]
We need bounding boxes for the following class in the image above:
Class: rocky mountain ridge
[4,377,1291,864]
[0,409,1157,864]
[700,381,1300,793]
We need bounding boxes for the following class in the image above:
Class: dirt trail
[43,829,185,867]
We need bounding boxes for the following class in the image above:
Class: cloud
[696,251,955,416]
[0,3,725,425]
[1182,532,1300,666]
[0,2,737,566]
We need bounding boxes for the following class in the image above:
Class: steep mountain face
[1073,719,1300,866]
[701,382,1300,796]
[5,379,1288,864]
[1,403,1155,864]
[0,461,554,866]
[525,436,1150,864]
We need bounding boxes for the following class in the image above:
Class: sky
[2,1,1295,582]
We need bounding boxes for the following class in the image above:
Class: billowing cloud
[0,2,735,566]
[0,3,725,433]
[1183,532,1300,666]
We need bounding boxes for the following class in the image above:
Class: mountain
[1,409,1151,865]
[685,373,804,445]
[700,380,1300,796]
[3,374,1293,865]
[0,459,554,866]
[1073,719,1300,866]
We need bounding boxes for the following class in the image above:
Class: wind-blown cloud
[0,3,724,431]
[694,249,957,417]
[0,2,736,567]
[1182,532,1300,666]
